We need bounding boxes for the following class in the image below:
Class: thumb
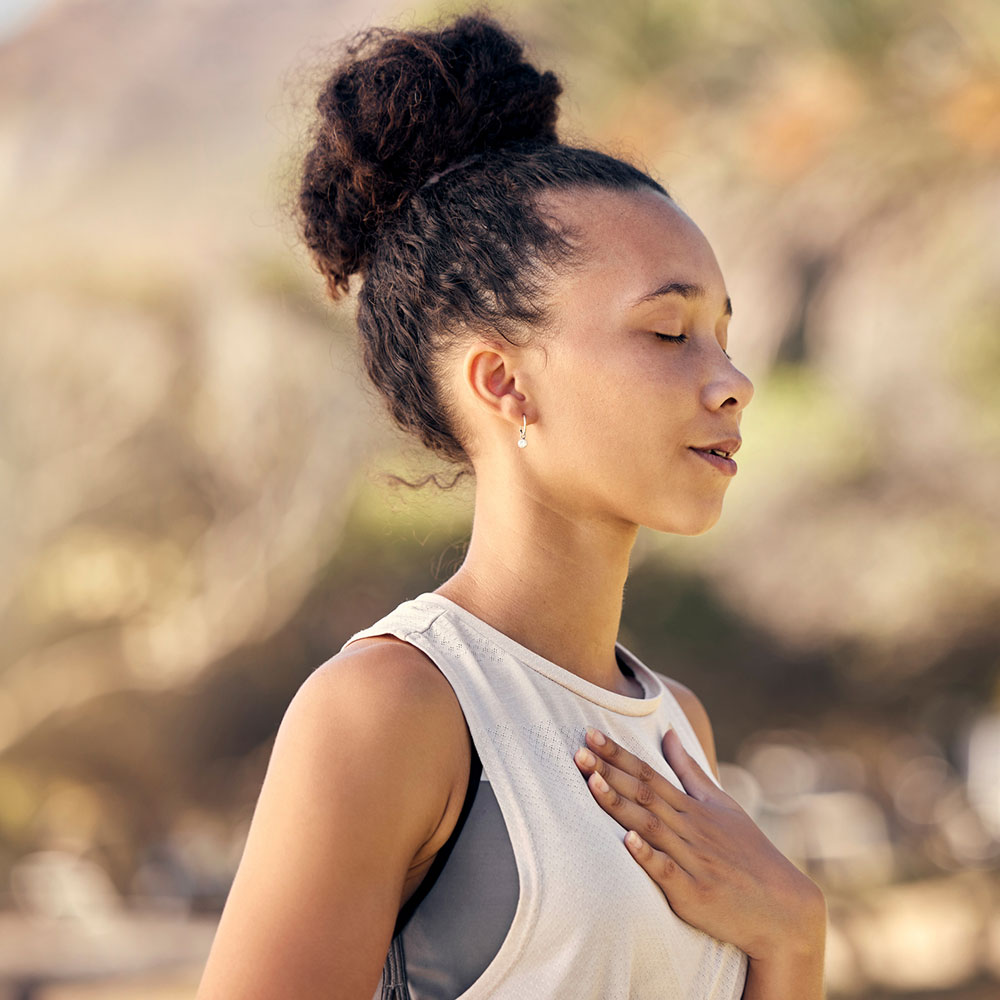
[661,726,716,803]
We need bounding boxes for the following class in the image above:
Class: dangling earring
[517,413,527,448]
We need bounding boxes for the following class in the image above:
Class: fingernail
[590,771,609,793]
[575,746,596,768]
[586,727,607,746]
[626,830,642,850]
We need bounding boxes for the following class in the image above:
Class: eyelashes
[653,332,732,361]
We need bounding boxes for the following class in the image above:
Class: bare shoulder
[320,633,469,746]
[277,633,471,808]
[307,633,473,842]
[659,674,722,783]
[196,633,470,1000]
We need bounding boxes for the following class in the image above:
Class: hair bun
[298,10,562,297]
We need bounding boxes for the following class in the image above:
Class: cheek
[543,343,611,423]
[543,337,691,458]
[538,359,641,482]
[615,363,692,440]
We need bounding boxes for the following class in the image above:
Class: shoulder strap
[392,729,483,936]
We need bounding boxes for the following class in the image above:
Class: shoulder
[303,634,474,872]
[196,634,471,997]
[659,674,722,783]
[304,634,472,817]
[262,636,470,867]
[313,632,463,722]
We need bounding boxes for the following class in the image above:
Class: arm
[741,918,828,1000]
[196,638,469,1000]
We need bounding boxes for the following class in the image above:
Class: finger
[582,727,691,813]
[623,829,695,901]
[584,769,697,868]
[661,727,719,804]
[574,746,688,836]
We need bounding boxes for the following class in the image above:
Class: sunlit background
[1,0,998,997]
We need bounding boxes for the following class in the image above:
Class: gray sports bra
[401,777,517,999]
[391,652,642,1000]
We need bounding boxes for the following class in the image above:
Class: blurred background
[0,0,998,996]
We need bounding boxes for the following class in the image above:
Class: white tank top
[341,591,749,1000]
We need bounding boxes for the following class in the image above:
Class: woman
[196,10,827,1000]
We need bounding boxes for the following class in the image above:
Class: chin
[650,500,725,536]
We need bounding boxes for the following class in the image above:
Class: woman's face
[517,184,755,537]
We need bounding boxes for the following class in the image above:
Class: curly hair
[294,8,670,487]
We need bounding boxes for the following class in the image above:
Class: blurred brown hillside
[0,1,999,996]
[0,0,400,727]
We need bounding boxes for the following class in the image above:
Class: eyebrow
[630,280,732,319]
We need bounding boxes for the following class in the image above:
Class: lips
[689,443,739,476]
[689,437,741,459]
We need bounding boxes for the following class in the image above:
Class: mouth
[688,447,738,476]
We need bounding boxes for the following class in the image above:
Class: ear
[463,341,529,411]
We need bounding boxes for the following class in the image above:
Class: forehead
[538,185,725,316]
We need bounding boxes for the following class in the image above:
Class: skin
[196,185,825,1000]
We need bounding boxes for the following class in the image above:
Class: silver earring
[517,414,527,448]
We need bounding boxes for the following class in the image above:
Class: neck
[433,470,641,698]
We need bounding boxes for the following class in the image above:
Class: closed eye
[653,331,732,361]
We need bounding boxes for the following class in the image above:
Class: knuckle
[636,758,657,783]
[635,780,657,808]
[659,855,678,879]
[640,811,663,838]
[694,878,715,902]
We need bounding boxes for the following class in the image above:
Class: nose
[706,357,754,412]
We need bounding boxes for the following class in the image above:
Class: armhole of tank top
[392,724,483,937]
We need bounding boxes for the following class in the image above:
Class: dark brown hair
[294,8,670,487]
